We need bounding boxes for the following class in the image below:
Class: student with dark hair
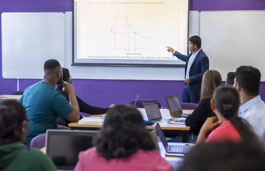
[19,59,80,144]
[57,68,110,115]
[197,86,258,143]
[185,70,222,135]
[226,72,236,85]
[235,66,265,139]
[178,141,265,171]
[0,100,56,171]
[166,36,209,103]
[74,105,173,171]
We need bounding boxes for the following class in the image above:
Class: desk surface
[0,95,21,100]
[68,122,190,131]
[69,109,192,131]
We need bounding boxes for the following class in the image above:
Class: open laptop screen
[143,100,162,121]
[155,123,168,149]
[166,95,183,116]
[46,130,98,170]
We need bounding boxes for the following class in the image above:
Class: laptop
[166,95,190,118]
[143,100,171,123]
[46,129,99,171]
[155,123,193,157]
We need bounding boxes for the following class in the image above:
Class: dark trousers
[182,85,200,103]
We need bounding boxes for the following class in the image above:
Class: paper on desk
[78,117,104,125]
[159,122,187,128]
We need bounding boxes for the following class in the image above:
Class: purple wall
[1,0,265,108]
[190,0,265,11]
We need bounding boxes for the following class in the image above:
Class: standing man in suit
[166,36,209,103]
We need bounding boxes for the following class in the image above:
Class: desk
[68,108,192,142]
[68,122,190,131]
[0,95,21,101]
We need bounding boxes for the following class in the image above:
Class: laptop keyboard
[168,144,189,153]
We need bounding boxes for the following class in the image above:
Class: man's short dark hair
[178,141,265,171]
[226,72,236,85]
[236,66,261,96]
[44,59,61,71]
[189,36,201,48]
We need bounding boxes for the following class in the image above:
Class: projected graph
[75,0,189,65]
[111,16,151,54]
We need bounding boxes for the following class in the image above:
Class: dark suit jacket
[173,49,209,94]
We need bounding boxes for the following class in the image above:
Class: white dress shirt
[238,95,265,140]
[185,49,201,79]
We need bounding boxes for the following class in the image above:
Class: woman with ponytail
[197,86,258,143]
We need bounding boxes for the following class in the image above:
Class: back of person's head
[236,66,261,96]
[189,35,201,48]
[200,70,222,99]
[95,105,155,160]
[212,86,258,142]
[44,59,61,72]
[0,100,27,146]
[226,72,236,85]
[44,59,63,84]
[178,141,265,171]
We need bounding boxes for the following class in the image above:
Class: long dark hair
[213,86,258,142]
[0,100,27,145]
[57,68,71,92]
[95,105,156,160]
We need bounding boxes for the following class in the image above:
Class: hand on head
[62,81,75,94]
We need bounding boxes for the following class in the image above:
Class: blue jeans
[182,85,200,103]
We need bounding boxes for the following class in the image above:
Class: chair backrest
[129,99,162,108]
[181,102,198,110]
[30,134,46,149]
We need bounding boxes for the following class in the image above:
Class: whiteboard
[2,11,200,80]
[2,12,66,79]
[200,11,265,81]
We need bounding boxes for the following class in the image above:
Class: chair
[30,134,46,149]
[181,102,198,110]
[128,99,162,108]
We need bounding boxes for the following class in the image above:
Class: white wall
[200,11,265,81]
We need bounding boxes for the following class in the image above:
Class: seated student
[235,66,265,139]
[0,100,56,171]
[178,141,265,171]
[185,70,222,135]
[19,59,80,144]
[74,105,173,171]
[196,86,258,143]
[226,72,236,85]
[57,68,110,115]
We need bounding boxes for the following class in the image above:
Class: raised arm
[166,46,188,62]
[63,81,80,122]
